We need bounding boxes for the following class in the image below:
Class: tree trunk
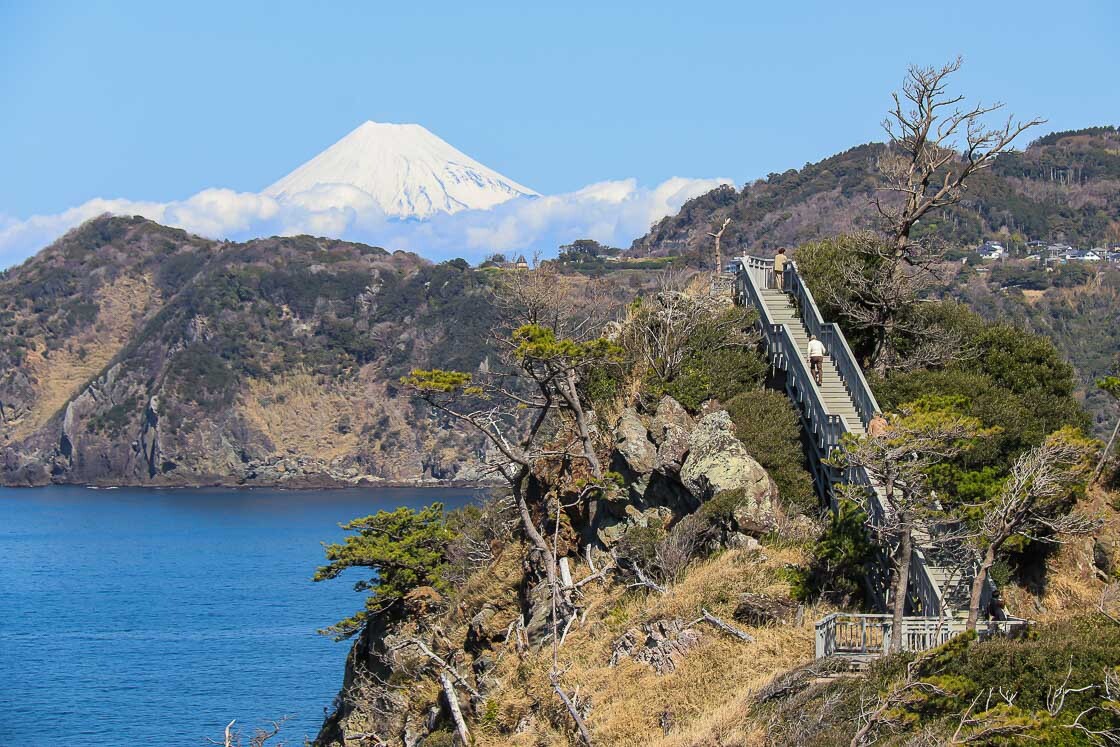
[1091,416,1120,485]
[561,370,603,478]
[561,369,606,547]
[868,323,889,373]
[439,671,471,746]
[966,544,998,632]
[890,525,912,653]
[512,481,559,593]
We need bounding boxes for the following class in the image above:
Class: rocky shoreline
[0,471,499,491]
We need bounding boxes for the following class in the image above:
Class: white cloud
[0,176,731,268]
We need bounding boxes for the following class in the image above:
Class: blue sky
[1,0,1117,262]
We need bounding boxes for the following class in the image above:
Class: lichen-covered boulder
[680,411,774,505]
[614,408,657,476]
[650,396,694,445]
[655,425,691,476]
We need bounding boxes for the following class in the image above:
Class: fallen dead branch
[689,608,754,642]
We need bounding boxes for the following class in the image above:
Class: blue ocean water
[0,485,479,747]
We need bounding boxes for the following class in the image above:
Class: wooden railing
[737,258,843,447]
[815,613,1029,659]
[782,259,881,429]
[737,255,949,618]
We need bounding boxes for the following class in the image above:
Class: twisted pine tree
[313,503,453,639]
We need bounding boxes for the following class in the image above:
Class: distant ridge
[264,121,538,219]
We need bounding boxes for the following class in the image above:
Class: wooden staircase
[735,255,999,655]
[762,288,867,438]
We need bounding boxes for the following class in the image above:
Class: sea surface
[0,485,480,747]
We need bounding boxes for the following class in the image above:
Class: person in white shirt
[807,335,826,386]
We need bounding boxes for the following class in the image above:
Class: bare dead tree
[1067,667,1120,744]
[966,434,1098,630]
[839,58,1043,369]
[389,637,482,700]
[832,408,985,652]
[708,217,731,274]
[626,290,755,385]
[1047,658,1098,718]
[208,717,290,747]
[491,258,613,345]
[878,57,1044,255]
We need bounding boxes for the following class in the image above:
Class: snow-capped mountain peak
[263,121,537,219]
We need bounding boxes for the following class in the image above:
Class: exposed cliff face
[0,215,497,486]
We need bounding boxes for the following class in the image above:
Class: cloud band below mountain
[0,176,730,268]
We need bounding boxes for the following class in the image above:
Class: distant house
[1065,249,1102,262]
[1043,243,1074,264]
[977,241,1006,260]
[514,255,529,269]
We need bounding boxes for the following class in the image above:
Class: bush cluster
[724,390,817,514]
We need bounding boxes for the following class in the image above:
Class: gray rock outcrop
[614,408,657,476]
[598,398,781,548]
[610,619,702,674]
[680,410,774,504]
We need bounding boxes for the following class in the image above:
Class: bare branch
[688,608,755,642]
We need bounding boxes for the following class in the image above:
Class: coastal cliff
[0,216,498,487]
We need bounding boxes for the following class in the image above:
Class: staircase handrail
[774,322,846,452]
[911,546,949,617]
[784,260,882,428]
[736,258,843,452]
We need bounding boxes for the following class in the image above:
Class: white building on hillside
[977,241,1006,260]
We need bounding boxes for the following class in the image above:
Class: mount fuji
[1,121,729,268]
[263,121,538,219]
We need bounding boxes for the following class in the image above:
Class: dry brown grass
[1002,484,1120,623]
[469,545,816,747]
[240,371,365,460]
[9,273,160,440]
